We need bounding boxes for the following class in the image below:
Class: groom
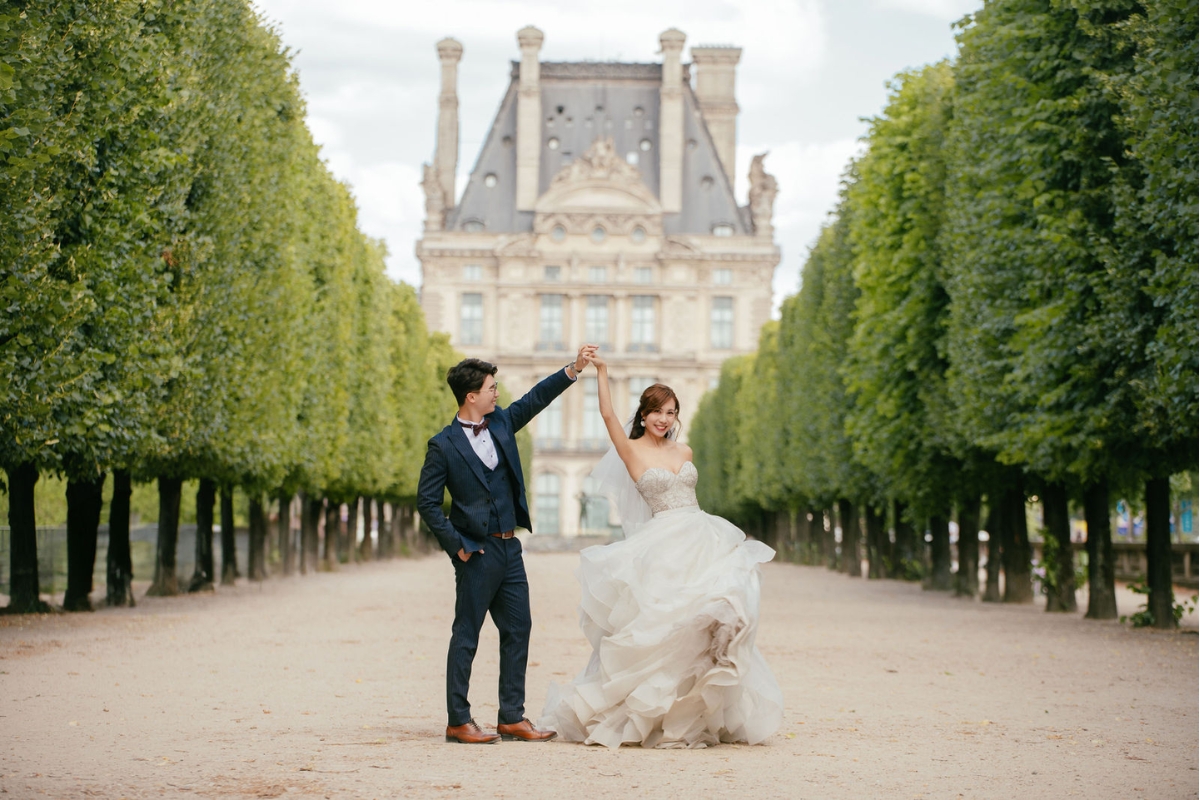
[417,346,595,744]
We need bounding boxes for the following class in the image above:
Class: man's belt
[489,530,516,539]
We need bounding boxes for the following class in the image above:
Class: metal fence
[0,526,68,595]
[0,525,201,598]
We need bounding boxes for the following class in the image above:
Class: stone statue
[748,153,777,236]
[422,163,446,231]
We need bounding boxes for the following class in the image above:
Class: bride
[540,354,784,749]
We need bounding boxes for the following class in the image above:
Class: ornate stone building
[416,27,779,536]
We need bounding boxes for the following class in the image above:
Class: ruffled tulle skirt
[541,506,784,749]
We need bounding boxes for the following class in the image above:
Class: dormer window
[591,226,607,243]
[463,219,485,233]
[484,173,498,188]
[550,225,566,242]
[712,223,735,237]
[547,137,560,150]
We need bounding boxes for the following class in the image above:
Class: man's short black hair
[446,358,498,406]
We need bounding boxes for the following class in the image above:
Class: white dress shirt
[456,417,499,470]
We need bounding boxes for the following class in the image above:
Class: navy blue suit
[417,368,574,726]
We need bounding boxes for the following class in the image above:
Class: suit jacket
[417,368,575,558]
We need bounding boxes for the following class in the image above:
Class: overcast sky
[252,0,979,309]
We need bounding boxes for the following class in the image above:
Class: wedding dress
[541,461,784,749]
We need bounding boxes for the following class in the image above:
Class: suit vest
[483,442,519,534]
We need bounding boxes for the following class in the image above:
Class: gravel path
[1,549,1196,799]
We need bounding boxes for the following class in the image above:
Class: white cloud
[736,138,862,310]
[872,0,978,19]
[259,0,826,70]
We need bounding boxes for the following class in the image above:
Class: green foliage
[696,0,1195,546]
[1099,0,1199,473]
[844,61,964,518]
[692,355,755,521]
[0,0,453,515]
[1120,580,1196,627]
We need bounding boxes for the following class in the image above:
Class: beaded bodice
[634,461,699,515]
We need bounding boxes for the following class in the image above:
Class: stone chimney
[515,25,544,211]
[434,38,463,210]
[690,45,741,187]
[658,28,686,214]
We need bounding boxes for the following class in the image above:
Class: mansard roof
[447,61,747,236]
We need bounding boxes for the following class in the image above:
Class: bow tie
[460,418,489,437]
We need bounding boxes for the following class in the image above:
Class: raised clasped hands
[574,343,599,373]
[584,349,607,369]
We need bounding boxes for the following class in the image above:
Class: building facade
[416,27,779,536]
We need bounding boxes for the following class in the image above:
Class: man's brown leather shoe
[445,720,500,744]
[497,718,557,742]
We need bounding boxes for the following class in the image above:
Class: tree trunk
[105,469,135,607]
[5,462,48,613]
[277,492,294,576]
[892,500,917,580]
[64,473,106,611]
[982,500,1002,602]
[394,501,407,557]
[955,494,981,599]
[839,499,861,578]
[1003,482,1033,603]
[825,505,840,571]
[147,476,183,597]
[1145,476,1176,629]
[1083,479,1117,619]
[359,498,374,561]
[1042,482,1076,612]
[927,512,953,591]
[376,501,391,558]
[343,497,359,564]
[189,478,216,593]
[219,486,237,585]
[794,509,811,565]
[864,504,885,579]
[399,503,418,555]
[301,493,321,573]
[323,500,339,571]
[248,494,267,581]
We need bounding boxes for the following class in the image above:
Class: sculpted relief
[534,137,663,238]
[548,137,644,189]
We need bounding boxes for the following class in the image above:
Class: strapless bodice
[634,461,699,515]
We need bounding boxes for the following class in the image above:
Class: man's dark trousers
[446,445,530,727]
[447,534,530,727]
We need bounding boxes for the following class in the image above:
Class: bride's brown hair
[630,384,681,440]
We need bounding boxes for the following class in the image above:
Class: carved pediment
[535,137,661,216]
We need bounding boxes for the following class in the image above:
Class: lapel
[489,416,514,467]
[447,419,489,488]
